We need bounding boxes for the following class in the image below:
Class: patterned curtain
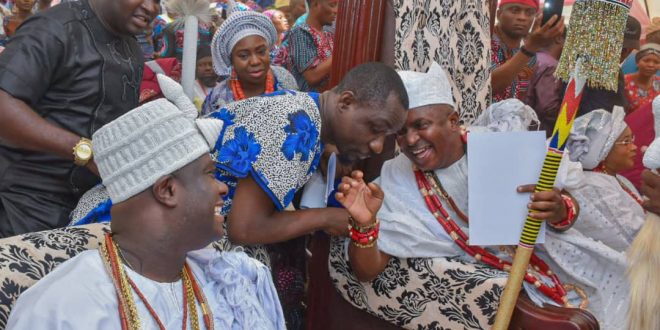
[393,0,492,124]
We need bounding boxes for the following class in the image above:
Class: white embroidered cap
[92,75,224,203]
[397,62,455,109]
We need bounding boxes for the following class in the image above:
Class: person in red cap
[491,0,564,103]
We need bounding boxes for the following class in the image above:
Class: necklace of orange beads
[229,69,275,101]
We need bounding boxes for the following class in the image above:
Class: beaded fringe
[555,0,631,91]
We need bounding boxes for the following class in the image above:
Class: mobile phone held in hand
[542,0,564,27]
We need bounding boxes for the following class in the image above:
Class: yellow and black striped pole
[493,60,587,329]
[494,0,633,326]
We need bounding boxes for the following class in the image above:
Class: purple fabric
[525,51,563,136]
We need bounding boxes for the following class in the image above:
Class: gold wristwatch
[72,138,93,166]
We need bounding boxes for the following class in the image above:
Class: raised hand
[524,14,565,52]
[335,170,384,226]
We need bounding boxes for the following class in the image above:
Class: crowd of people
[0,0,659,329]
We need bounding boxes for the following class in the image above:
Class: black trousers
[0,187,76,238]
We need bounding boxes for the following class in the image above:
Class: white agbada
[375,153,467,258]
[568,172,644,251]
[375,97,542,259]
[562,107,644,251]
[539,170,640,330]
[537,108,645,330]
[540,172,640,330]
[375,135,635,330]
[6,249,285,330]
[372,66,633,329]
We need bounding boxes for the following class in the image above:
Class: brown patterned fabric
[0,224,108,328]
[329,237,509,329]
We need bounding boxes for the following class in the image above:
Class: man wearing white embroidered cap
[401,62,455,109]
[329,62,581,328]
[6,75,285,330]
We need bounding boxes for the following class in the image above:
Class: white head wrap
[567,107,627,170]
[92,75,224,203]
[211,10,278,76]
[397,62,455,109]
[471,98,540,132]
[643,95,660,169]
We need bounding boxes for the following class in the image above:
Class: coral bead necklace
[229,69,275,101]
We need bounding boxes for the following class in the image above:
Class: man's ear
[337,90,356,114]
[448,111,460,130]
[152,175,178,208]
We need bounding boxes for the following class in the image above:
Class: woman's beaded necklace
[229,68,275,101]
[414,169,578,307]
[99,232,214,330]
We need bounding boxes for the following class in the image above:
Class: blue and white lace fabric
[208,90,323,213]
[69,185,112,226]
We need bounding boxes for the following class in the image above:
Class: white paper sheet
[300,153,336,209]
[325,153,337,201]
[468,131,548,245]
[300,171,326,209]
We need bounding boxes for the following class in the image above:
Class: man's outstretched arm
[227,175,349,245]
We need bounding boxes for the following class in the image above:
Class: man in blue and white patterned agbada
[6,75,285,330]
[70,62,409,266]
[207,62,408,248]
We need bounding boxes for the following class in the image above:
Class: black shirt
[0,0,143,210]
